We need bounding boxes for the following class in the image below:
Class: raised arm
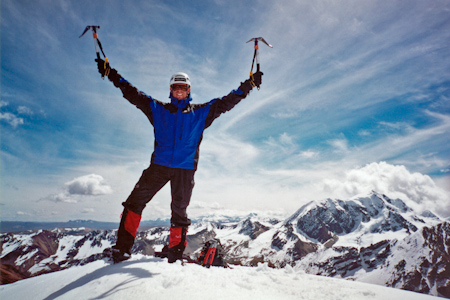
[204,71,263,128]
[95,58,153,119]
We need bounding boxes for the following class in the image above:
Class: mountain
[1,191,449,298]
[291,192,449,297]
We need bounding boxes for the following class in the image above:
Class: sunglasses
[171,84,189,91]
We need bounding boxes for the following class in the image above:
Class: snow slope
[0,254,438,300]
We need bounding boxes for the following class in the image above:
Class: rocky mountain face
[1,191,449,298]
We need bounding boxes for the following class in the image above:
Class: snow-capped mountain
[1,191,449,298]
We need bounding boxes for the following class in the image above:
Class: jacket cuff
[108,69,122,87]
[238,79,253,96]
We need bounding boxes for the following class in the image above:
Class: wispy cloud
[0,101,25,128]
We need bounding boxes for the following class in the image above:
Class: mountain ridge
[1,191,449,298]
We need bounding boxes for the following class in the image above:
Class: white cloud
[65,174,113,196]
[16,211,31,216]
[0,112,24,128]
[299,150,318,158]
[358,130,371,137]
[279,132,295,146]
[270,110,298,119]
[379,121,414,133]
[328,138,349,153]
[0,102,33,128]
[45,192,78,203]
[42,174,113,203]
[264,132,298,156]
[322,161,450,216]
[17,106,33,115]
[189,201,223,210]
[201,133,260,173]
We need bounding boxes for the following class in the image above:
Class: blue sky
[1,0,450,222]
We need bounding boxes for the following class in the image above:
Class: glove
[252,71,263,88]
[95,58,121,86]
[95,58,108,77]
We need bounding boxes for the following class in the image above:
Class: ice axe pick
[247,37,272,89]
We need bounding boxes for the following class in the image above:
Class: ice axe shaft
[80,25,110,78]
[80,26,101,59]
[247,37,272,88]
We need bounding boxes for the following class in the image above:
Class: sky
[1,0,450,223]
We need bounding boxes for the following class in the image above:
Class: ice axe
[79,25,110,78]
[247,37,272,89]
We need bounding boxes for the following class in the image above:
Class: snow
[28,235,86,275]
[334,224,406,248]
[73,240,109,261]
[15,249,39,266]
[54,236,85,263]
[0,233,37,258]
[0,254,437,300]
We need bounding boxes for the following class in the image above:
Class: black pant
[116,164,195,253]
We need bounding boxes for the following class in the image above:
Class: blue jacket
[116,77,252,170]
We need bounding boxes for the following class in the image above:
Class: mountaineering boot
[168,226,188,263]
[108,206,141,263]
[103,246,131,263]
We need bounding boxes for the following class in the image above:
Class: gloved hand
[252,71,263,88]
[239,71,264,95]
[95,58,108,77]
[95,58,121,86]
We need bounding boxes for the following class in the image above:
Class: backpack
[197,238,229,268]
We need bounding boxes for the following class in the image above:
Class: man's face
[171,84,190,100]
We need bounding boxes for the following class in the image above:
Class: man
[96,58,262,263]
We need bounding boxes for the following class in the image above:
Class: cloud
[44,193,78,204]
[65,174,113,196]
[328,138,349,153]
[82,208,95,214]
[358,130,371,137]
[0,101,35,128]
[264,132,299,157]
[189,201,223,210]
[17,106,34,115]
[299,150,318,159]
[201,133,260,173]
[42,174,113,203]
[0,112,24,128]
[322,161,450,216]
[1,101,23,127]
[352,111,450,171]
[16,211,32,216]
